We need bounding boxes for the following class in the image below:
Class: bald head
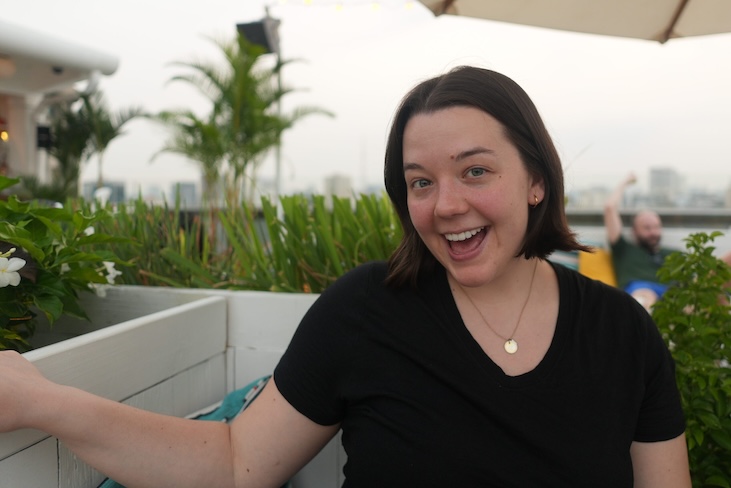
[632,210,663,253]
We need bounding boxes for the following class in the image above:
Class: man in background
[604,172,675,310]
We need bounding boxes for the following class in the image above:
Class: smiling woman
[0,65,693,488]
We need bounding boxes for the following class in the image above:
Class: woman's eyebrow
[403,162,423,172]
[455,146,494,161]
[403,147,495,172]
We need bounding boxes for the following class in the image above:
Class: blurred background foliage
[81,192,402,293]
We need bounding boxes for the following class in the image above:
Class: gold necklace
[456,259,539,354]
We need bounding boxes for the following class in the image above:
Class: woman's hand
[0,350,50,432]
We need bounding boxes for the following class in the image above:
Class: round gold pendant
[504,339,518,354]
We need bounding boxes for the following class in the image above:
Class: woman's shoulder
[552,259,628,299]
[551,260,659,344]
[551,259,651,322]
[327,260,389,293]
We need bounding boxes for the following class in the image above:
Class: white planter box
[0,287,228,487]
[0,286,346,488]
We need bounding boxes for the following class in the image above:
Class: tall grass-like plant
[653,232,731,487]
[218,193,402,292]
[79,197,218,288]
[88,192,402,293]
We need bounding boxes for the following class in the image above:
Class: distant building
[649,167,682,207]
[567,186,610,209]
[324,174,353,203]
[82,181,125,204]
[361,182,386,196]
[171,182,199,209]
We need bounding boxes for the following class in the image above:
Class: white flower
[103,261,122,284]
[90,283,108,298]
[0,257,26,287]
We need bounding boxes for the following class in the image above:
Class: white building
[649,167,682,207]
[324,173,352,200]
[0,19,118,183]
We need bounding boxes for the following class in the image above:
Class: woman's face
[403,106,544,288]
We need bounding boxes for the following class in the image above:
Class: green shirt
[610,235,675,289]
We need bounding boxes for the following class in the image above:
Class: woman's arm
[0,351,338,488]
[631,434,691,488]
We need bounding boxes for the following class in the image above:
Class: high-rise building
[171,182,199,209]
[82,181,125,204]
[324,174,353,202]
[649,167,682,207]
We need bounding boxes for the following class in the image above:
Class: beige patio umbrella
[418,0,731,43]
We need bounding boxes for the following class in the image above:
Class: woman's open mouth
[444,227,486,255]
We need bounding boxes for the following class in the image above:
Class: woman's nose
[434,183,468,218]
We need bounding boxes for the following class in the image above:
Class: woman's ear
[530,178,545,206]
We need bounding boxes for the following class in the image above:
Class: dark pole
[237,10,283,203]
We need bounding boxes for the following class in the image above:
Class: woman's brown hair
[384,66,589,287]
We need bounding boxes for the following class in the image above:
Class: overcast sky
[3,0,731,198]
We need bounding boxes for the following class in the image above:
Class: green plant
[0,176,128,351]
[653,231,731,487]
[87,192,402,293]
[81,91,144,189]
[217,193,402,292]
[155,33,333,205]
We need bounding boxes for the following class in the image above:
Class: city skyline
[3,1,731,197]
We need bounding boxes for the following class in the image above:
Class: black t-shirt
[274,261,685,487]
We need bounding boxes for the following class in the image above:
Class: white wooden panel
[25,295,226,400]
[0,438,57,488]
[223,291,318,349]
[58,445,106,488]
[122,353,227,416]
[291,432,346,488]
[30,286,213,348]
[233,347,282,389]
[100,288,318,349]
[0,295,226,461]
[0,429,50,463]
[58,355,227,488]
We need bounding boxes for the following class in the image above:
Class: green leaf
[709,429,731,451]
[32,294,65,323]
[705,475,731,488]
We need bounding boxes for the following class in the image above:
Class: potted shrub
[653,231,731,487]
[0,175,128,351]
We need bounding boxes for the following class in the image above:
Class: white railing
[0,286,344,488]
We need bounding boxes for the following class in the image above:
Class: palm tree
[162,33,332,205]
[81,92,143,189]
[22,98,92,201]
[151,109,225,210]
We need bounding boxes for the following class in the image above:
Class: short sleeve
[274,262,382,425]
[633,314,686,442]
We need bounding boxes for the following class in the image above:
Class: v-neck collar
[430,261,571,388]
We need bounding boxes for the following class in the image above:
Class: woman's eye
[412,179,431,189]
[467,167,486,178]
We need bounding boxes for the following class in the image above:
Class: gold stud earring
[530,195,538,208]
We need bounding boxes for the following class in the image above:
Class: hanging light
[0,56,16,79]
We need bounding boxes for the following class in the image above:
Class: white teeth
[445,227,484,242]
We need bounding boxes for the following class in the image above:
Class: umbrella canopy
[419,0,731,43]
